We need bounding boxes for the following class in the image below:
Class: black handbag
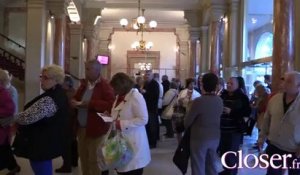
[172,128,190,175]
[172,105,186,133]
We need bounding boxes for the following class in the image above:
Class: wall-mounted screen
[97,55,109,64]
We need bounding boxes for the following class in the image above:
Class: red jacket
[74,78,115,138]
[0,86,15,145]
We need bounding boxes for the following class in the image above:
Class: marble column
[47,0,67,68]
[69,24,83,79]
[209,4,225,76]
[199,26,209,74]
[272,0,295,92]
[181,41,190,80]
[189,28,201,77]
[295,0,300,71]
[223,0,239,79]
[45,17,55,66]
[83,26,96,60]
[209,21,221,75]
[25,0,46,102]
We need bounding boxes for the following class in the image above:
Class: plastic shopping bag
[97,130,134,170]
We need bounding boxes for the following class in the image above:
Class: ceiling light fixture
[67,0,80,23]
[120,0,157,51]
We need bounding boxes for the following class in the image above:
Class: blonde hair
[42,65,65,84]
[0,69,10,87]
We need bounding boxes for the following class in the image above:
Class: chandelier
[119,0,157,51]
[138,62,152,70]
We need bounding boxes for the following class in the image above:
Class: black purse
[172,105,186,133]
[172,128,190,175]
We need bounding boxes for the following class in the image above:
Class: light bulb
[149,20,157,28]
[133,23,139,30]
[146,42,153,49]
[120,18,128,27]
[137,16,145,24]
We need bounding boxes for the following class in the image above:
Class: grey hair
[86,59,101,72]
[42,64,65,84]
[285,71,300,85]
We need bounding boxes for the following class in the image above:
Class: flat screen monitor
[97,55,109,64]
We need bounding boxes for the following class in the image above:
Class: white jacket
[111,88,151,172]
[259,93,300,152]
[177,89,201,109]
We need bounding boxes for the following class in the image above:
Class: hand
[71,100,88,109]
[140,89,146,94]
[0,115,16,127]
[71,99,81,108]
[223,107,231,114]
[257,140,264,152]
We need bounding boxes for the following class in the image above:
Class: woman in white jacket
[110,72,151,175]
[175,78,201,142]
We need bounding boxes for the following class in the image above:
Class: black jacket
[143,79,159,113]
[12,85,69,161]
[220,89,251,133]
[162,80,170,95]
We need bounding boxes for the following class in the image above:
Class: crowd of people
[1,59,300,175]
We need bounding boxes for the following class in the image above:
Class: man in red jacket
[71,60,115,175]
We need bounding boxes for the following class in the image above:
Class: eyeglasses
[39,75,52,80]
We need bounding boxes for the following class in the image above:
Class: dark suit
[143,79,159,148]
[162,80,170,95]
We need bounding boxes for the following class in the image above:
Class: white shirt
[156,80,164,109]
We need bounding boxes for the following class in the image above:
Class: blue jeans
[30,160,52,175]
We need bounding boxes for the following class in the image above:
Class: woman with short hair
[110,72,151,175]
[184,73,223,175]
[0,65,69,175]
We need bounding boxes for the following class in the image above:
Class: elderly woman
[110,72,151,175]
[0,69,19,174]
[184,73,223,175]
[175,78,200,142]
[0,65,69,175]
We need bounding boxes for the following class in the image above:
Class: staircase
[0,33,25,81]
[0,47,25,80]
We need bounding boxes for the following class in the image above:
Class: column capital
[189,27,201,41]
[210,3,226,22]
[27,0,45,8]
[46,0,67,17]
[82,8,102,26]
[69,23,83,35]
[229,0,239,11]
[184,10,202,27]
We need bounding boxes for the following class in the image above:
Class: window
[255,32,273,59]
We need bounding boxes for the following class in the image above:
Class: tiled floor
[0,127,271,175]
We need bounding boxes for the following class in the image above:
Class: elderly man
[72,60,115,175]
[258,71,300,175]
[142,70,160,148]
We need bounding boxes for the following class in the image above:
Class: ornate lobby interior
[0,0,300,174]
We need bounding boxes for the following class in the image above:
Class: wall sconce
[108,44,115,50]
[48,10,54,19]
[220,14,228,23]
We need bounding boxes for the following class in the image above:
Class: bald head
[85,59,102,82]
[283,71,300,95]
